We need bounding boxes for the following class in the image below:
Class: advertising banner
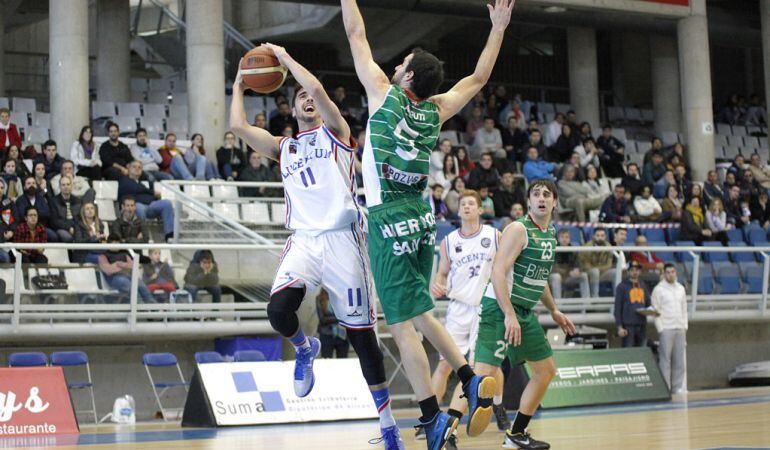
[642,0,689,5]
[532,348,670,408]
[0,367,79,437]
[195,359,377,426]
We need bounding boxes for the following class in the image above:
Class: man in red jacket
[0,108,22,151]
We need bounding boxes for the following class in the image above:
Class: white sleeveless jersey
[444,224,498,306]
[278,124,360,235]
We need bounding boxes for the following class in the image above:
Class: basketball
[240,47,288,94]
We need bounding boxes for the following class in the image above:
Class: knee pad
[347,328,386,386]
[267,288,304,337]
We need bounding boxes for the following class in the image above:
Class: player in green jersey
[474,179,577,449]
[341,1,514,448]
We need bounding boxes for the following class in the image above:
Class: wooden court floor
[5,387,770,449]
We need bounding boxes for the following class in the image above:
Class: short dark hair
[558,228,570,236]
[582,137,595,146]
[291,84,304,108]
[664,263,676,271]
[483,116,495,122]
[405,49,444,99]
[199,250,214,262]
[527,179,558,200]
[107,122,119,132]
[43,140,56,149]
[25,206,38,216]
[121,195,136,205]
[107,233,122,242]
[627,162,639,170]
[593,227,606,236]
[136,128,147,136]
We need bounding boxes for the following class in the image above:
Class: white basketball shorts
[441,299,481,362]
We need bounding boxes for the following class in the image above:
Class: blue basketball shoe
[463,375,496,437]
[369,425,406,450]
[416,411,459,450]
[293,337,321,397]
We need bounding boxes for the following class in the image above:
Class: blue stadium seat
[667,227,680,244]
[728,242,757,263]
[435,222,456,243]
[194,351,225,364]
[643,228,666,243]
[747,228,769,246]
[9,352,47,367]
[697,266,715,294]
[743,265,764,294]
[582,226,596,242]
[625,228,639,243]
[234,350,267,362]
[715,265,741,294]
[726,228,744,243]
[702,241,728,263]
[675,241,697,262]
[650,241,674,261]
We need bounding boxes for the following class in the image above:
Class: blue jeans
[146,170,174,183]
[135,199,174,236]
[186,285,221,303]
[0,250,10,263]
[170,155,194,180]
[105,273,155,302]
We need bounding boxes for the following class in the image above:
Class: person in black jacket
[466,152,499,191]
[73,202,108,264]
[614,260,651,347]
[492,170,524,218]
[15,176,57,241]
[99,123,134,180]
[216,131,246,180]
[49,175,81,243]
[34,140,65,181]
[118,161,174,240]
[184,250,221,303]
[113,196,147,243]
[0,179,13,263]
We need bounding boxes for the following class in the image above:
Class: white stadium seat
[117,102,142,117]
[12,97,36,113]
[95,199,117,221]
[241,202,269,223]
[92,101,116,119]
[93,180,119,200]
[143,103,167,118]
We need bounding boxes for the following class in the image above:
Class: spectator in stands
[0,179,12,261]
[550,229,590,299]
[455,147,474,179]
[558,164,605,222]
[550,123,580,163]
[653,170,675,199]
[430,138,453,176]
[584,165,610,199]
[131,128,172,184]
[739,169,762,202]
[427,184,449,221]
[613,227,630,270]
[33,163,49,197]
[478,186,495,220]
[73,201,108,264]
[680,196,712,245]
[688,183,703,206]
[575,138,601,171]
[621,163,645,198]
[630,235,664,290]
[430,153,458,194]
[660,185,683,222]
[70,125,101,180]
[253,113,267,130]
[600,184,631,223]
[652,263,687,393]
[0,108,22,152]
[562,151,585,181]
[598,142,626,180]
[577,122,593,141]
[702,170,724,206]
[462,92,485,123]
[2,159,22,200]
[493,170,523,218]
[501,116,521,161]
[445,177,465,217]
[184,250,221,303]
[544,112,564,147]
[50,160,95,202]
[280,125,294,138]
[580,228,615,297]
[316,288,349,358]
[523,147,556,183]
[614,260,650,348]
[510,202,524,219]
[190,134,222,180]
[238,151,280,197]
[724,184,751,228]
[49,175,80,243]
[5,145,30,180]
[34,140,64,181]
[643,151,667,187]
[99,233,154,303]
[100,123,134,181]
[667,154,689,179]
[747,153,770,189]
[727,154,746,179]
[723,171,737,194]
[114,196,147,243]
[14,206,47,263]
[753,191,770,229]
[673,166,691,201]
[471,117,504,160]
[705,197,731,244]
[158,133,195,180]
[118,161,175,241]
[597,125,624,154]
[467,152,500,190]
[521,129,547,162]
[143,248,177,299]
[465,106,484,144]
[332,85,360,129]
[268,101,298,136]
[15,176,56,241]
[745,93,767,126]
[633,185,662,222]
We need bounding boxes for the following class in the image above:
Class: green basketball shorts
[367,197,437,324]
[474,296,553,367]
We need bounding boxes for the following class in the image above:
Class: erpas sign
[557,363,647,379]
[0,368,78,436]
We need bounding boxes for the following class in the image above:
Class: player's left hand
[487,0,515,31]
[552,309,577,335]
[261,43,288,62]
[429,281,447,298]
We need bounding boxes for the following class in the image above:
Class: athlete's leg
[511,356,556,432]
[431,359,454,402]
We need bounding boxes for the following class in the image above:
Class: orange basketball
[240,47,288,94]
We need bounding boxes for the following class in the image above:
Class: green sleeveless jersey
[363,84,441,206]
[483,215,557,309]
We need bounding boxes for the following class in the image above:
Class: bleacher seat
[113,116,138,134]
[9,352,48,367]
[436,222,455,243]
[623,228,639,243]
[607,106,625,123]
[93,180,119,200]
[11,110,29,127]
[23,127,49,145]
[140,117,165,139]
[117,102,142,117]
[212,185,238,199]
[33,112,51,128]
[641,109,654,123]
[661,131,679,146]
[171,92,188,105]
[264,97,277,115]
[166,117,189,137]
[0,268,26,294]
[715,265,741,294]
[142,352,189,421]
[213,203,240,221]
[12,97,36,113]
[194,351,225,364]
[241,202,269,223]
[438,130,460,146]
[554,103,570,114]
[186,185,211,199]
[726,135,744,148]
[643,228,666,243]
[726,228,744,243]
[91,101,116,119]
[747,228,768,246]
[743,265,764,294]
[50,350,98,423]
[624,107,642,122]
[44,249,71,265]
[0,97,8,109]
[732,125,747,136]
[716,123,732,135]
[556,225,582,245]
[66,268,109,294]
[168,104,188,119]
[674,241,696,262]
[143,103,167,119]
[537,102,555,114]
[696,263,715,293]
[744,136,760,150]
[234,350,266,362]
[702,241,728,263]
[95,199,117,221]
[666,227,680,244]
[723,146,741,160]
[147,91,170,104]
[637,141,652,154]
[728,242,757,263]
[613,128,628,142]
[242,96,264,112]
[270,203,286,224]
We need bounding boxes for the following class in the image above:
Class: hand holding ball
[239,47,288,94]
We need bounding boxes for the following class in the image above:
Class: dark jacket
[113,214,147,243]
[15,194,51,227]
[74,218,107,244]
[680,208,705,241]
[143,261,177,287]
[614,279,650,326]
[184,262,219,287]
[751,200,770,225]
[118,176,155,205]
[466,165,500,191]
[49,193,82,231]
[621,176,646,198]
[34,154,64,180]
[642,162,666,186]
[703,182,724,206]
[238,164,279,197]
[99,140,133,176]
[599,196,629,223]
[216,146,246,177]
[492,186,523,218]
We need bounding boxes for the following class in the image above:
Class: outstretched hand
[261,43,289,63]
[234,58,246,92]
[487,0,515,31]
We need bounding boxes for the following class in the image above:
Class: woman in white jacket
[633,185,663,221]
[70,125,102,180]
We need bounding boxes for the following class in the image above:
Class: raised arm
[262,43,351,143]
[432,0,514,124]
[340,0,390,109]
[229,62,282,158]
[491,221,525,345]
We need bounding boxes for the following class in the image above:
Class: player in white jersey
[230,44,405,450]
[422,190,509,448]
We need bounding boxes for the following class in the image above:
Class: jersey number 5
[394,118,420,161]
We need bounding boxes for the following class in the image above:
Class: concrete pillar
[761,0,770,119]
[50,0,89,146]
[650,35,682,134]
[186,0,226,156]
[678,0,714,181]
[567,27,600,127]
[96,0,130,102]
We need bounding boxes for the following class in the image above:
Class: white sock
[493,395,503,405]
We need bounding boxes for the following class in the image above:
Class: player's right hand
[617,326,628,338]
[504,312,521,346]
[234,58,246,92]
[430,281,447,298]
[487,0,515,31]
